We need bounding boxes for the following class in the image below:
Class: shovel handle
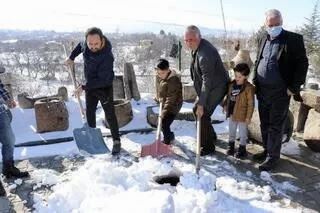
[63,44,86,119]
[156,102,163,141]
[195,115,201,175]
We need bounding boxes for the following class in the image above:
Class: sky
[0,0,317,33]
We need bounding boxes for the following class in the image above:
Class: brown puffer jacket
[159,70,183,116]
[224,80,255,122]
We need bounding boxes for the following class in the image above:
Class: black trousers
[161,113,176,143]
[193,85,227,152]
[85,86,120,141]
[257,85,290,160]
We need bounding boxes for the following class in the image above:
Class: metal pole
[178,41,182,72]
[220,0,229,61]
[195,116,201,175]
[220,0,227,37]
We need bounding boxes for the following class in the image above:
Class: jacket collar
[164,69,176,80]
[230,79,248,92]
[258,30,287,61]
[191,39,203,57]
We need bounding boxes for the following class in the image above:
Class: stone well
[34,97,69,133]
[18,86,68,109]
[104,99,133,128]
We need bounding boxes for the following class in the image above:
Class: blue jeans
[0,109,15,164]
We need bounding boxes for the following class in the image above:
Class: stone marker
[34,97,69,133]
[304,109,320,152]
[104,99,133,128]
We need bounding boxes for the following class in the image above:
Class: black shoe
[235,145,247,158]
[253,150,267,161]
[200,146,215,156]
[227,141,235,156]
[111,141,121,155]
[3,166,29,179]
[259,158,279,171]
[0,181,6,197]
[163,134,175,145]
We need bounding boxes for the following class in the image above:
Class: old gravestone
[304,109,320,152]
[124,62,141,101]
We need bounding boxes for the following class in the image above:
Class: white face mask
[266,26,283,38]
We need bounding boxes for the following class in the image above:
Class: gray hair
[265,9,283,25]
[185,25,202,38]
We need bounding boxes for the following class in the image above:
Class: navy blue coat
[69,36,114,90]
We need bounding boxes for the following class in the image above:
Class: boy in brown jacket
[224,63,255,158]
[156,59,183,145]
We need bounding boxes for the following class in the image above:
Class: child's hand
[245,118,251,125]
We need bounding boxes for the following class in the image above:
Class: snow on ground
[1,39,18,43]
[0,92,305,212]
[281,139,301,156]
[31,157,300,213]
[4,93,229,161]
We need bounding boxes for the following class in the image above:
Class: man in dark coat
[184,25,229,156]
[65,27,121,155]
[253,9,308,171]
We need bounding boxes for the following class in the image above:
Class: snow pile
[32,169,61,190]
[281,139,301,156]
[260,171,300,194]
[32,157,299,213]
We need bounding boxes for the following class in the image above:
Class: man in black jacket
[184,25,229,156]
[253,9,308,171]
[65,27,121,155]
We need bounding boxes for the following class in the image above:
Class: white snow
[0,92,304,212]
[32,169,60,187]
[260,171,273,182]
[3,93,229,161]
[32,157,300,213]
[8,184,17,191]
[1,39,18,43]
[14,179,23,185]
[281,139,301,156]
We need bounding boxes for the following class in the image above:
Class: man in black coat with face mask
[253,9,308,171]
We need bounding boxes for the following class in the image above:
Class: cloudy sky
[0,0,317,33]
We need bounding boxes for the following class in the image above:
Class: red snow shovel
[141,102,173,158]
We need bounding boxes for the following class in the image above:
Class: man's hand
[196,105,204,118]
[287,89,294,96]
[73,85,83,97]
[6,99,16,109]
[65,58,74,68]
